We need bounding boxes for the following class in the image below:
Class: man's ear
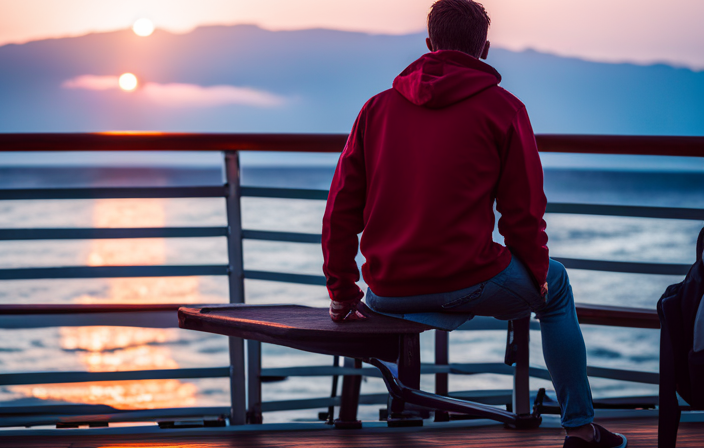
[426,37,434,52]
[480,41,490,60]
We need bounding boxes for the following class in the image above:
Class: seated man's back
[323,49,547,301]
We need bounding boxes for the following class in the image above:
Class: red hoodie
[322,50,548,302]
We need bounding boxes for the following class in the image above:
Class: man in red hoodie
[322,1,626,447]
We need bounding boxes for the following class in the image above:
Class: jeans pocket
[441,282,486,310]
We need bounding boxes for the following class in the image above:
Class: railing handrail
[0,302,658,328]
[0,304,184,314]
[0,132,699,427]
[1,133,703,157]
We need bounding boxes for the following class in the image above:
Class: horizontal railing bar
[0,227,228,241]
[445,363,658,385]
[241,186,328,200]
[0,407,231,428]
[0,304,185,314]
[0,212,696,243]
[1,133,703,157]
[262,363,506,378]
[1,403,119,416]
[263,361,657,384]
[262,363,515,378]
[586,366,659,385]
[576,303,659,329]
[0,391,515,420]
[0,365,433,388]
[0,186,227,201]
[245,258,686,285]
[262,394,391,412]
[0,404,227,417]
[435,305,659,331]
[455,305,657,330]
[536,134,704,157]
[0,367,230,386]
[0,361,656,388]
[1,192,700,222]
[244,270,327,286]
[261,389,523,412]
[262,396,341,412]
[262,366,381,378]
[0,311,178,329]
[445,363,657,384]
[0,265,228,280]
[546,203,704,220]
[242,229,321,244]
[240,187,704,221]
[0,305,187,329]
[554,256,689,275]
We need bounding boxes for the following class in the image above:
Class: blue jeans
[366,256,594,428]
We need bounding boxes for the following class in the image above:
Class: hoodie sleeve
[495,106,549,286]
[321,107,367,303]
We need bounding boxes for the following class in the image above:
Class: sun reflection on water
[14,199,201,409]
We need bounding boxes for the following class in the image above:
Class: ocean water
[0,164,702,423]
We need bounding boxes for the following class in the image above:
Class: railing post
[512,317,531,415]
[434,330,450,422]
[224,150,247,425]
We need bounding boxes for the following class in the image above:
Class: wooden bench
[178,303,542,429]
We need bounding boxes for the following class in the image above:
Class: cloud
[62,75,286,108]
[63,75,120,90]
[142,82,285,107]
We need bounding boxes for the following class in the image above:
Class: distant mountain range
[0,24,702,136]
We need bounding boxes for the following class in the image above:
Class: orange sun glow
[132,18,155,37]
[118,73,138,91]
[13,199,206,410]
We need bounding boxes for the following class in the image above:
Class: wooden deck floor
[1,418,702,448]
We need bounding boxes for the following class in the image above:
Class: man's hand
[329,299,367,322]
[540,282,549,302]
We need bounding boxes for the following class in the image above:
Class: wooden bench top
[178,304,432,362]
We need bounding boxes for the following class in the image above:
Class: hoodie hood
[393,50,501,109]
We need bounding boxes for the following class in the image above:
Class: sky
[1,0,703,70]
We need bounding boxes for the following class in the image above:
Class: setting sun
[118,73,138,91]
[132,18,155,37]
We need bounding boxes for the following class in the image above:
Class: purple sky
[2,0,703,69]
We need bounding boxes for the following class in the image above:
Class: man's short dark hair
[427,0,490,57]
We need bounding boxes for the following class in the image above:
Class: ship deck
[2,418,703,448]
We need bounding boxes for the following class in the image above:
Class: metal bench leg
[370,355,520,426]
[228,337,247,425]
[512,317,531,416]
[506,317,542,429]
[387,334,424,427]
[246,339,263,424]
[334,358,363,429]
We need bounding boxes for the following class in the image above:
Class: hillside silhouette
[0,24,702,135]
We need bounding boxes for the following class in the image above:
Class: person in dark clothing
[322,1,627,447]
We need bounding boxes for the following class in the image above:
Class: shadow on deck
[1,418,702,448]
